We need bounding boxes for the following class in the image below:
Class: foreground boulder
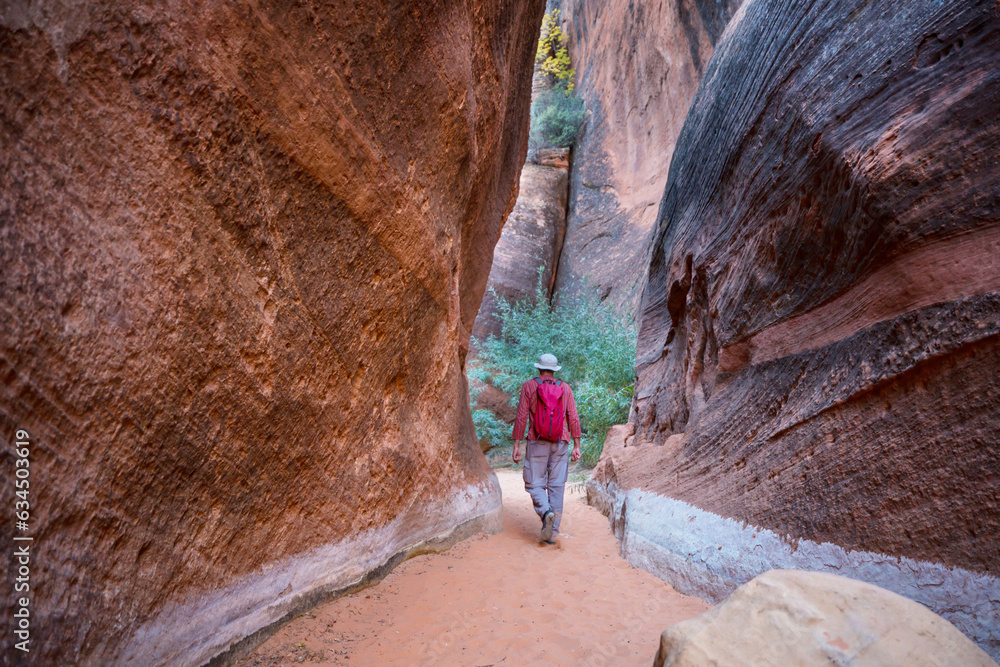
[0,0,543,663]
[591,0,1000,657]
[654,570,998,667]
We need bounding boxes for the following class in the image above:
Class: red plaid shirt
[512,377,583,442]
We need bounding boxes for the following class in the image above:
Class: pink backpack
[532,378,565,442]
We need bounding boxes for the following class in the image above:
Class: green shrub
[467,364,515,460]
[530,85,586,150]
[472,408,511,451]
[470,270,636,466]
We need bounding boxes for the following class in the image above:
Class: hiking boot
[540,510,555,542]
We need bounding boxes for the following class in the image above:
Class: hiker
[512,353,582,544]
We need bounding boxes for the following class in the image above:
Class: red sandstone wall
[471,154,570,342]
[0,0,543,663]
[631,0,1000,576]
[556,0,742,315]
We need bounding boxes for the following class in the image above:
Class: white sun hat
[534,353,562,371]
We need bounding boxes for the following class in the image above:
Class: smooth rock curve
[0,0,543,663]
[596,0,1000,658]
[633,0,1000,575]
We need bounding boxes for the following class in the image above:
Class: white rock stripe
[119,475,503,667]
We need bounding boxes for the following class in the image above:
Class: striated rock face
[654,570,998,667]
[0,0,543,663]
[556,0,742,315]
[592,0,1000,657]
[471,152,570,342]
[634,0,1000,575]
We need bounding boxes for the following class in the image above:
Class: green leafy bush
[530,85,586,150]
[472,408,510,452]
[470,271,636,466]
[468,364,515,462]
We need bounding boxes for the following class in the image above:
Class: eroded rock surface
[556,0,742,315]
[594,0,1000,657]
[0,0,543,663]
[654,570,998,667]
[472,155,570,342]
[633,0,1000,575]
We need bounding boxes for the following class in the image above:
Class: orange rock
[0,0,544,663]
[472,161,570,341]
[556,0,742,316]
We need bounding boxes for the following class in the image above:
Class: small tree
[529,10,585,153]
[536,10,575,91]
[530,85,586,149]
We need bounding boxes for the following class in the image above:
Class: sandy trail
[238,469,710,666]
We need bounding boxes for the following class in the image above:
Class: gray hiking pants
[523,440,570,535]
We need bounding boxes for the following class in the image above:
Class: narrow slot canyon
[1,0,998,665]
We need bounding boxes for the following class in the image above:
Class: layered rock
[556,0,742,316]
[591,0,1000,657]
[0,0,543,663]
[471,150,570,342]
[654,570,998,667]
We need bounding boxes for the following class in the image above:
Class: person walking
[512,353,582,544]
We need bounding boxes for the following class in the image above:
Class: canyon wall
[0,0,543,663]
[591,0,1000,657]
[471,150,569,343]
[557,0,742,315]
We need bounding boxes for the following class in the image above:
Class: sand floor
[237,469,710,666]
